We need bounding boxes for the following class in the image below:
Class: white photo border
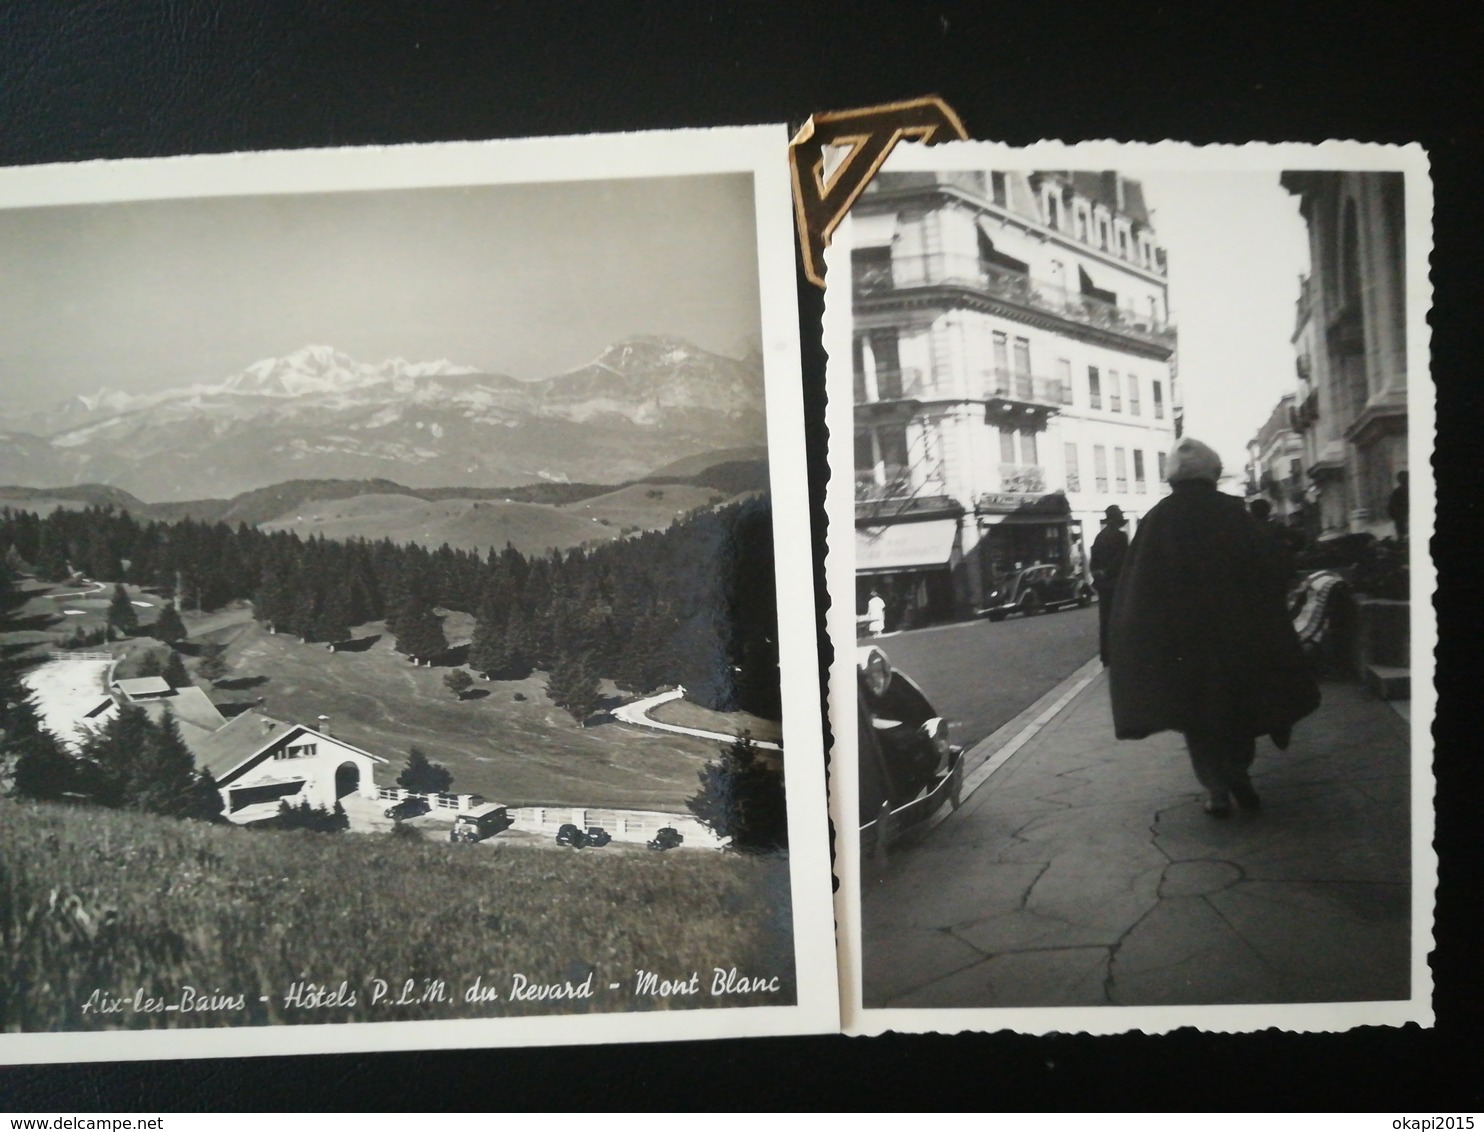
[824,139,1435,1036]
[0,124,839,1064]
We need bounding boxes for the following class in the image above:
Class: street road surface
[863,605,1099,750]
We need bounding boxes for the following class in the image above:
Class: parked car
[556,822,587,847]
[857,644,963,861]
[583,826,612,847]
[449,803,510,842]
[384,795,431,821]
[647,827,683,851]
[979,563,1092,621]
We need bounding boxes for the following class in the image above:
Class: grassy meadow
[0,799,796,1032]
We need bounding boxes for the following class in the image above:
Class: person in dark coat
[1388,469,1409,541]
[1108,437,1320,816]
[1090,504,1129,666]
[1248,497,1297,582]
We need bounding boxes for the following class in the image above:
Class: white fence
[508,805,725,850]
[374,786,488,813]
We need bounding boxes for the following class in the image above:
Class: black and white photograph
[825,142,1432,1032]
[0,128,837,1062]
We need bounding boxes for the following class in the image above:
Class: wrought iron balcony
[983,368,1066,408]
[854,252,1177,347]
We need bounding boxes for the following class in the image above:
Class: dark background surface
[2,0,1478,1111]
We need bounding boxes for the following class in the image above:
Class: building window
[1019,428,1039,466]
[1128,374,1140,416]
[1088,366,1102,410]
[1055,358,1072,404]
[1099,217,1110,250]
[1114,448,1128,493]
[1147,295,1160,323]
[276,742,317,761]
[853,330,902,401]
[1118,228,1130,258]
[1153,380,1165,419]
[999,426,1017,464]
[1157,450,1167,481]
[1109,371,1122,413]
[1046,192,1061,231]
[1093,445,1109,492]
[1065,443,1081,492]
[1075,206,1089,242]
[1133,450,1146,493]
[992,330,1009,377]
[990,172,1007,206]
[857,426,913,495]
[1012,337,1031,375]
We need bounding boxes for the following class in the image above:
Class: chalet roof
[187,709,388,781]
[114,676,172,698]
[137,686,229,736]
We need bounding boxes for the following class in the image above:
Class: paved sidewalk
[861,672,1412,1008]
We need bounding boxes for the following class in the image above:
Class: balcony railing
[855,252,1177,347]
[998,463,1046,494]
[861,366,930,401]
[856,468,913,503]
[982,368,1066,407]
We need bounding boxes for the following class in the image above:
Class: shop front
[855,513,966,634]
[972,491,1081,599]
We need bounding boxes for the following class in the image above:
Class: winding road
[610,687,782,751]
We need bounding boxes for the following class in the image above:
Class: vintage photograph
[0,129,836,1061]
[825,143,1432,1032]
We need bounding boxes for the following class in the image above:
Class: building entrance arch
[335,762,360,799]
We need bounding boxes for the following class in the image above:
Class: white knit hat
[1165,437,1223,483]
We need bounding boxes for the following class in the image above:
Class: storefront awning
[856,519,959,574]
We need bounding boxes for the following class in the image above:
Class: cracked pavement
[860,673,1412,1008]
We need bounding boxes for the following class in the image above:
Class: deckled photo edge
[826,138,1434,1036]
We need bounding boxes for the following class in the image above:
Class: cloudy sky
[1137,170,1312,476]
[0,173,761,411]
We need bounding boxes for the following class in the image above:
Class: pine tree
[107,583,139,637]
[546,651,603,726]
[162,651,191,690]
[78,703,153,808]
[197,642,229,684]
[687,735,787,854]
[392,592,447,662]
[136,650,166,678]
[11,731,75,800]
[443,669,474,699]
[396,746,453,794]
[314,583,353,646]
[152,604,187,644]
[128,713,202,817]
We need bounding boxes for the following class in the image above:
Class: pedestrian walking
[1108,437,1320,817]
[1090,505,1128,666]
[865,589,887,637]
[1248,497,1297,582]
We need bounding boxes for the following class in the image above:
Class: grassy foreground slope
[0,800,796,1032]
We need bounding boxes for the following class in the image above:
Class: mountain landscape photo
[0,336,767,505]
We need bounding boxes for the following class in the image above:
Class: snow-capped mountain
[0,337,766,501]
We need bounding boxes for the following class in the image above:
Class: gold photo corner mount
[789,97,969,289]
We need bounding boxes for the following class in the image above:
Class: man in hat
[1108,437,1319,816]
[1090,504,1129,666]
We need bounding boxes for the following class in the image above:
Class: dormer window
[1046,193,1062,231]
[276,742,317,760]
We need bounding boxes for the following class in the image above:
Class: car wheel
[1021,591,1043,616]
[1077,587,1092,607]
[986,610,1006,623]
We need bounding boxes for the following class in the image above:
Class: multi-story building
[851,169,1178,629]
[1280,172,1407,538]
[1244,392,1306,528]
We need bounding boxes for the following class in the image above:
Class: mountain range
[0,337,766,501]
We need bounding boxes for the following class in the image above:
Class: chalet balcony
[997,463,1046,494]
[855,252,1177,348]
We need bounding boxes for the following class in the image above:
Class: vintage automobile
[857,645,963,861]
[448,803,510,843]
[582,826,612,847]
[384,795,431,821]
[647,827,684,851]
[555,822,587,848]
[978,563,1092,621]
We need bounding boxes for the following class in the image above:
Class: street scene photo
[0,139,820,1043]
[837,157,1423,1016]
